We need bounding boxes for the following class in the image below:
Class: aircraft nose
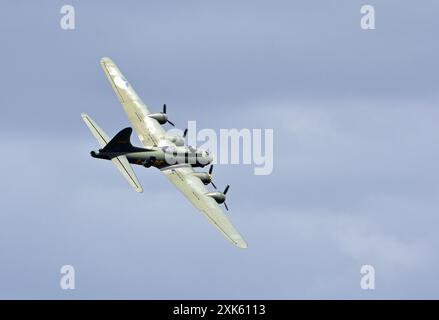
[206,152,213,164]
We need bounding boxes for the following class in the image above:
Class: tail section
[81,113,110,147]
[110,156,143,193]
[81,113,143,193]
[101,127,147,154]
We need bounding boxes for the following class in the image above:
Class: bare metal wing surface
[81,113,143,193]
[161,165,248,248]
[100,57,166,148]
[83,57,247,248]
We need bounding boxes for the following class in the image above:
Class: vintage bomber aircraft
[81,57,247,248]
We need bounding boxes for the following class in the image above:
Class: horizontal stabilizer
[81,113,143,193]
[81,113,109,148]
[111,155,143,193]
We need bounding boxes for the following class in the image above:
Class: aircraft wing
[100,57,167,148]
[161,165,248,249]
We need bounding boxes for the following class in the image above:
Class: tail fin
[81,113,143,193]
[101,127,147,154]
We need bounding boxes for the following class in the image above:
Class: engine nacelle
[206,191,226,204]
[165,135,185,146]
[193,172,211,185]
[148,112,168,125]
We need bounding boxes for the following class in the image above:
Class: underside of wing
[100,57,166,148]
[161,165,248,248]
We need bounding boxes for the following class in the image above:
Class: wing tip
[233,237,248,249]
[237,241,248,249]
[100,56,114,66]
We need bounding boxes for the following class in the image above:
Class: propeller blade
[211,181,217,189]
[183,128,188,138]
[224,202,229,211]
[209,165,213,175]
[167,120,175,126]
[163,104,167,114]
[223,185,229,195]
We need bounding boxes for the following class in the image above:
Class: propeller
[208,165,217,189]
[183,128,188,138]
[162,104,175,126]
[223,185,229,211]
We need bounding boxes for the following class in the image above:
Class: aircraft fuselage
[91,147,211,169]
